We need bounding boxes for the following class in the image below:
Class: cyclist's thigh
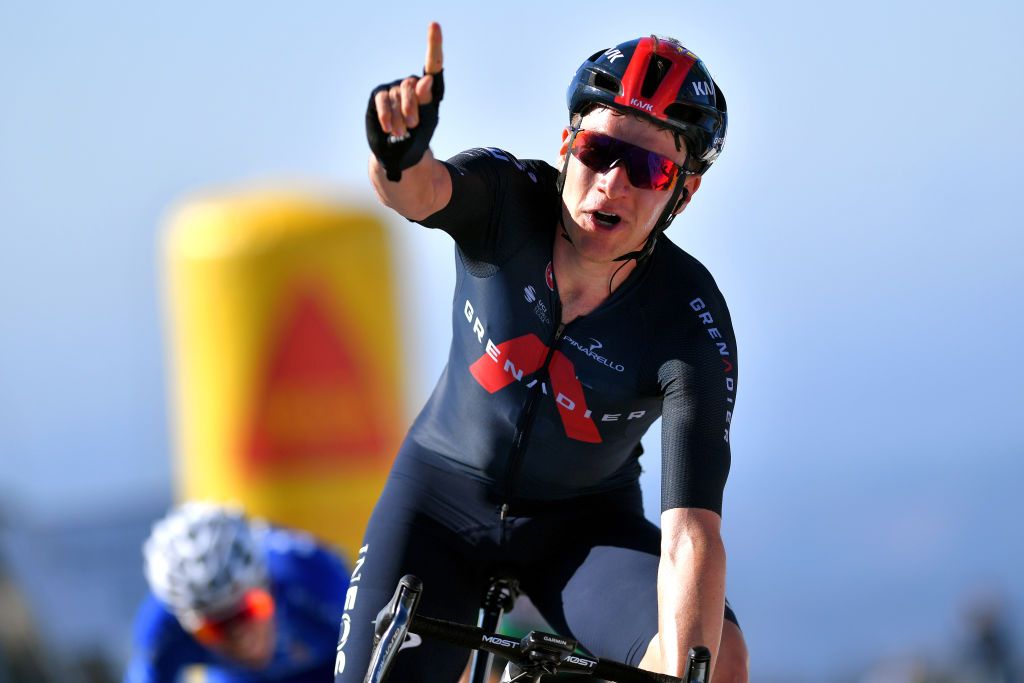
[525,506,662,666]
[523,502,740,667]
[334,451,487,683]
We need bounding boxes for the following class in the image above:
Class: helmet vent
[665,103,708,127]
[640,55,673,99]
[589,70,621,95]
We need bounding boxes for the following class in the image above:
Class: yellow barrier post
[163,190,404,556]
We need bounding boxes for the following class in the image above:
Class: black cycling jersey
[332,148,741,683]
[411,147,737,514]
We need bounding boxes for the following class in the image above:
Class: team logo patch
[563,335,626,373]
[545,262,555,291]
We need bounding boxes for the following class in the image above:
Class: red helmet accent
[567,36,727,174]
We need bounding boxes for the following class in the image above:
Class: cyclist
[338,23,748,683]
[124,502,349,683]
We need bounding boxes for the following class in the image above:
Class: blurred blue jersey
[124,526,349,683]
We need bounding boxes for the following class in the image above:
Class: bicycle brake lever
[373,575,423,643]
[363,575,424,683]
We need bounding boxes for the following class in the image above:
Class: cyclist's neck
[551,236,639,323]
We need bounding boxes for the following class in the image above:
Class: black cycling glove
[366,70,445,182]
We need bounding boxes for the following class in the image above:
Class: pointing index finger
[424,21,443,75]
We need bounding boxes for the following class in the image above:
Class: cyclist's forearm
[656,509,726,677]
[368,151,451,221]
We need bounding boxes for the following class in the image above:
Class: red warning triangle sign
[244,285,388,472]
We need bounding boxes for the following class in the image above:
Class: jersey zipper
[498,315,566,517]
[495,252,654,520]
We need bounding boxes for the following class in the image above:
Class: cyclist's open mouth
[591,211,621,228]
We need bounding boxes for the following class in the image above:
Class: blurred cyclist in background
[124,501,349,683]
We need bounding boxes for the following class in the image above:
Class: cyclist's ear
[558,127,572,165]
[673,176,701,215]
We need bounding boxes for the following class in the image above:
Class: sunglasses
[190,588,275,645]
[569,129,682,191]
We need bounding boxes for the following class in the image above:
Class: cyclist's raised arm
[366,21,452,221]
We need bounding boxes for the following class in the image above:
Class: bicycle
[361,575,712,683]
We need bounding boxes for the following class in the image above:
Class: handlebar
[361,575,711,683]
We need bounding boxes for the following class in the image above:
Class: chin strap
[555,127,581,245]
[610,183,689,263]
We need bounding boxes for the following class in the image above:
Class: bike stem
[468,576,519,683]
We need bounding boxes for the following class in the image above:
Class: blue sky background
[2,1,1022,680]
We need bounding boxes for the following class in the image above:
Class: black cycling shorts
[333,444,738,683]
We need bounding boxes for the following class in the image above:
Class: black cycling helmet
[567,35,727,175]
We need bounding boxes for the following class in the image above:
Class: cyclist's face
[558,107,700,264]
[187,590,277,668]
[205,615,276,668]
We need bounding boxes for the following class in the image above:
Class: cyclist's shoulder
[129,592,208,672]
[445,147,558,188]
[132,592,183,642]
[637,238,736,349]
[256,525,349,589]
[648,237,731,310]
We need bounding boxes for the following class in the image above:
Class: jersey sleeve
[123,594,197,683]
[417,148,558,263]
[656,289,738,516]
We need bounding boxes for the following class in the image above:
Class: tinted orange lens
[241,588,275,621]
[191,588,275,645]
[192,620,224,645]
